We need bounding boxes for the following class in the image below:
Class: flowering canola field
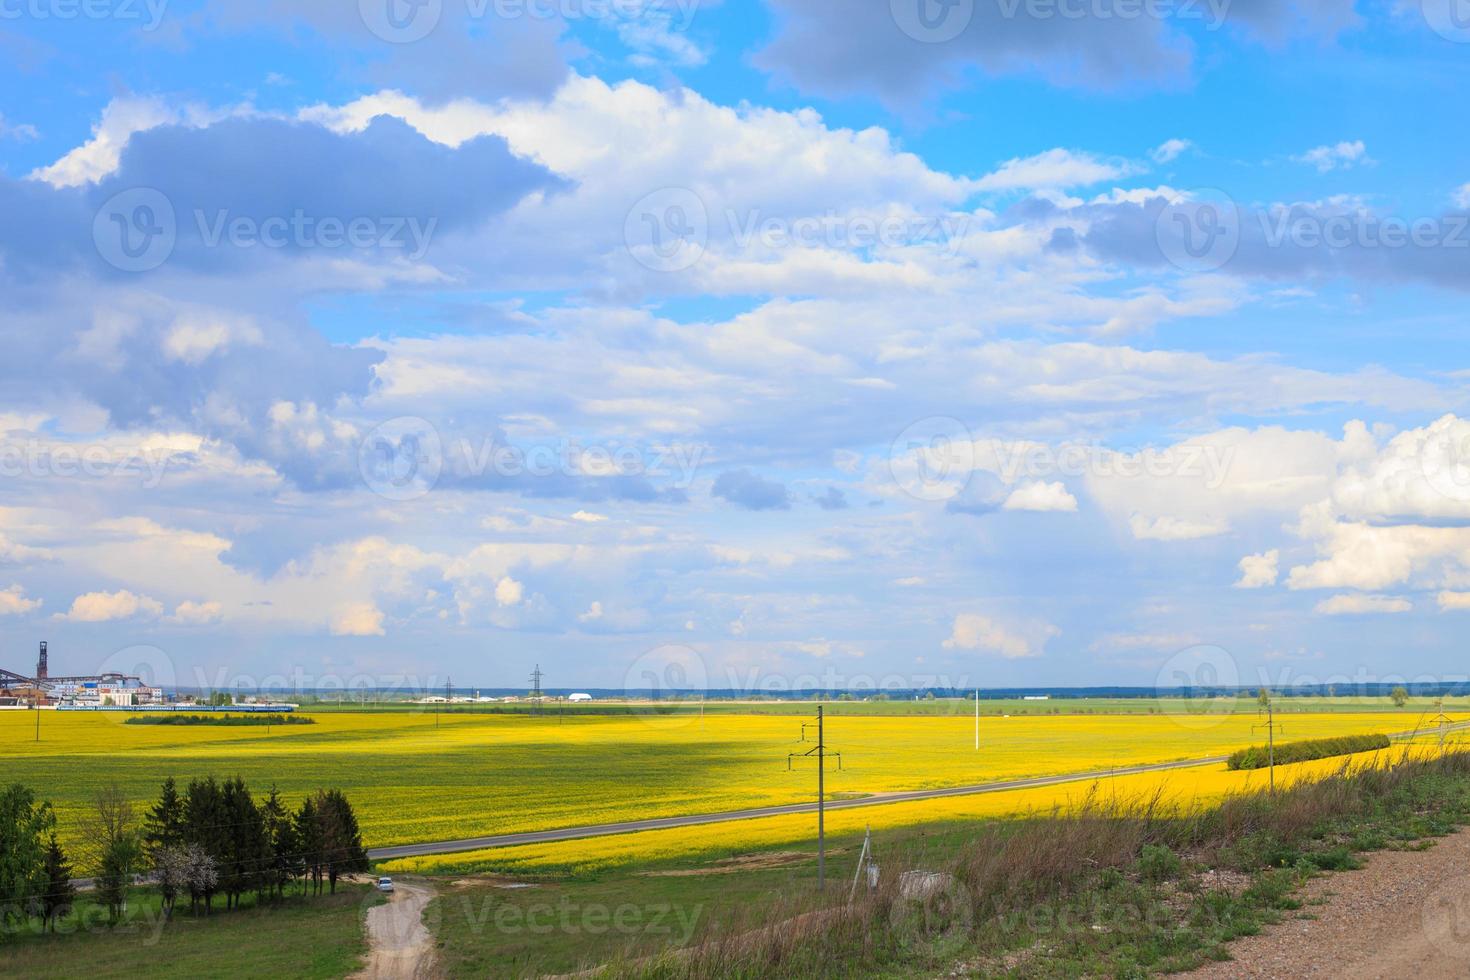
[0,707,1439,855]
[383,742,1447,876]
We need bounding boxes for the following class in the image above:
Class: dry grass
[592,748,1470,979]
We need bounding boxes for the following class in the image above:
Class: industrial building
[0,641,163,707]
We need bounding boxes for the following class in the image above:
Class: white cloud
[1001,481,1078,512]
[571,510,607,523]
[975,148,1138,192]
[61,589,164,622]
[1437,591,1470,611]
[495,576,524,606]
[31,97,228,187]
[1235,550,1280,588]
[578,600,603,622]
[1453,183,1470,209]
[1293,140,1369,173]
[1313,593,1411,615]
[1150,138,1193,164]
[1129,515,1230,541]
[0,114,38,142]
[943,613,1058,659]
[0,585,41,616]
[331,601,385,636]
[171,600,224,624]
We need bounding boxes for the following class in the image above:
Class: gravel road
[1190,825,1470,978]
[354,880,439,980]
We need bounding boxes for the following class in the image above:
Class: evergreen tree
[39,834,74,932]
[182,777,226,913]
[259,786,298,901]
[316,789,368,895]
[294,795,323,896]
[143,777,185,854]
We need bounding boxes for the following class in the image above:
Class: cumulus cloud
[1313,593,1411,615]
[751,0,1355,104]
[0,584,41,616]
[578,600,603,622]
[330,601,385,636]
[1437,591,1470,611]
[171,600,224,624]
[1235,550,1280,588]
[61,589,164,622]
[1002,481,1078,512]
[495,576,524,606]
[943,613,1058,659]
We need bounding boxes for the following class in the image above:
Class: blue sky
[3,0,1470,695]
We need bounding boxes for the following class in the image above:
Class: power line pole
[1254,696,1283,794]
[529,664,543,716]
[789,704,841,889]
[974,689,980,751]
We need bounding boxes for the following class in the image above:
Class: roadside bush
[1227,733,1390,771]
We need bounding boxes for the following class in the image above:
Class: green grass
[0,885,374,979]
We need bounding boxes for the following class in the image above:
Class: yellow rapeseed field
[383,742,1454,876]
[0,706,1444,856]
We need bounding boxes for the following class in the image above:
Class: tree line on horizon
[0,777,368,937]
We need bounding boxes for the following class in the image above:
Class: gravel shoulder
[1188,825,1470,978]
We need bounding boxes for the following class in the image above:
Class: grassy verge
[422,748,1470,977]
[0,884,374,979]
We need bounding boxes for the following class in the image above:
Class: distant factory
[0,641,163,708]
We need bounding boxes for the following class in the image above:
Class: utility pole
[975,689,980,751]
[1432,698,1453,751]
[789,705,841,889]
[34,697,40,742]
[1254,695,1283,794]
[530,664,543,716]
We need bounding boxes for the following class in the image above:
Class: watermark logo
[1423,875,1470,955]
[1420,0,1470,43]
[889,417,975,502]
[624,186,708,273]
[888,872,974,956]
[358,417,444,501]
[359,0,443,42]
[1154,187,1240,273]
[622,644,708,727]
[1420,422,1470,508]
[1154,643,1239,730]
[891,0,974,42]
[97,643,178,693]
[93,187,176,273]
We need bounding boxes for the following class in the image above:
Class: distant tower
[530,664,543,715]
[36,641,47,680]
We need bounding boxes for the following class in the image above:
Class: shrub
[1227,733,1390,771]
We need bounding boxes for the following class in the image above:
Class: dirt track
[354,880,439,980]
[1190,826,1470,978]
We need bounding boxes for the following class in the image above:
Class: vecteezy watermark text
[624,187,971,273]
[0,0,168,30]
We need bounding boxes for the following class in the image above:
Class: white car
[377,876,394,893]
